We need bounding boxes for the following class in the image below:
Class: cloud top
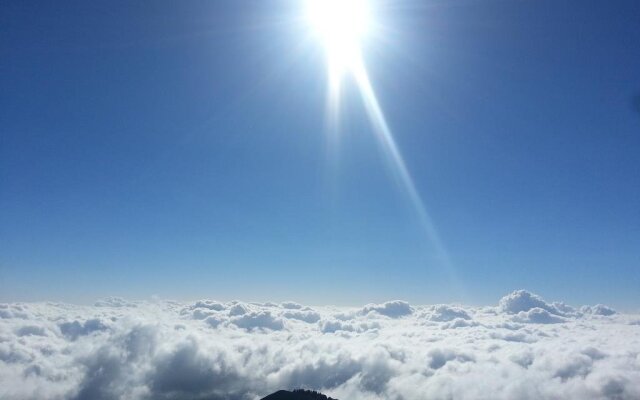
[0,290,636,400]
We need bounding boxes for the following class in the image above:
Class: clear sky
[1,0,639,308]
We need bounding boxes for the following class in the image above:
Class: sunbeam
[351,60,454,268]
[305,0,461,291]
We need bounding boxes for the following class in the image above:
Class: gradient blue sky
[1,0,639,308]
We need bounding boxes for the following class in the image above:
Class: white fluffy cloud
[360,301,413,318]
[0,291,638,400]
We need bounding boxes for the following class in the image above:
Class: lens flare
[306,0,462,292]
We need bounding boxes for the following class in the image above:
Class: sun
[306,0,372,75]
[304,0,455,282]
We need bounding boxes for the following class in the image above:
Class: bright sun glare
[305,0,458,287]
[306,0,371,74]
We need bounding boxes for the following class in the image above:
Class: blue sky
[1,0,639,308]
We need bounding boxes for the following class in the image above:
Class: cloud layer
[1,291,639,400]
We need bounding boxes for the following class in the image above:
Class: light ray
[306,0,463,293]
[351,59,459,285]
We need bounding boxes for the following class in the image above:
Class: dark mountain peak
[261,389,338,400]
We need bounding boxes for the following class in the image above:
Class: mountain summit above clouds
[262,389,338,400]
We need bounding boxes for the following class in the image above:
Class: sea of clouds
[1,290,639,400]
